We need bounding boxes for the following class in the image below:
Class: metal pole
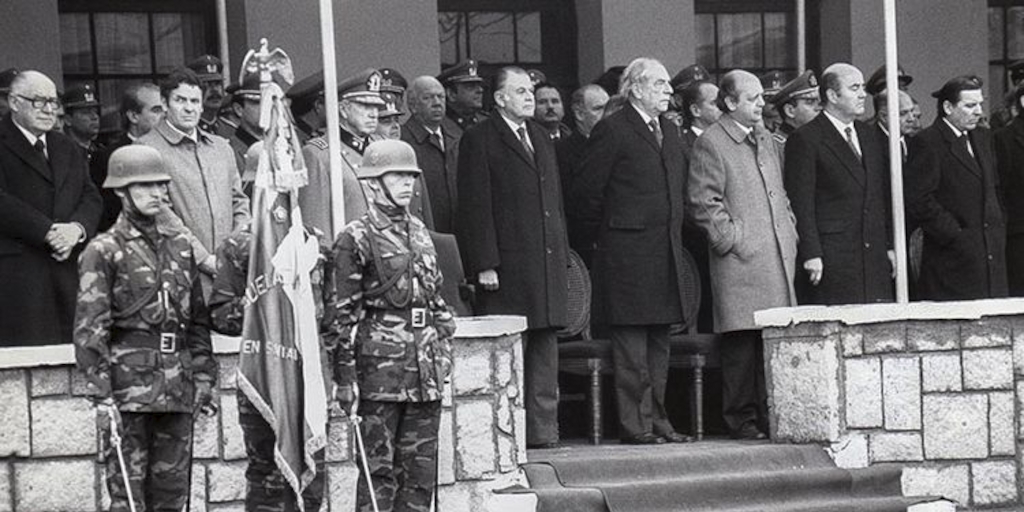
[796,0,806,73]
[884,0,909,303]
[215,0,230,84]
[319,0,346,237]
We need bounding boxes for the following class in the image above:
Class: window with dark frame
[695,0,797,83]
[58,0,216,135]
[989,0,1024,105]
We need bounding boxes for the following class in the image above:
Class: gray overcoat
[687,114,798,332]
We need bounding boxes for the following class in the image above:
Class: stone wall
[0,315,528,512]
[757,299,1024,509]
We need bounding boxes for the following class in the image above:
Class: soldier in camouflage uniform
[324,139,456,512]
[74,145,217,512]
[208,144,329,512]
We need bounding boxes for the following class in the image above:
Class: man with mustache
[63,84,104,163]
[137,68,251,300]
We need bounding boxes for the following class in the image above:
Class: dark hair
[492,66,528,93]
[818,68,843,106]
[120,83,159,120]
[159,68,202,100]
[535,82,560,97]
[681,81,713,125]
[716,71,742,112]
[933,75,983,118]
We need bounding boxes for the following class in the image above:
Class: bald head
[9,71,58,136]
[718,70,764,127]
[820,63,866,122]
[407,75,446,128]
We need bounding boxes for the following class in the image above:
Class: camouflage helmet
[103,145,171,188]
[357,139,421,179]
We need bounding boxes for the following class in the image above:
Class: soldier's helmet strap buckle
[159,333,177,353]
[411,308,427,329]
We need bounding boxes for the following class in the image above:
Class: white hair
[619,57,664,99]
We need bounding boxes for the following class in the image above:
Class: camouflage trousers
[239,405,326,512]
[103,412,193,512]
[356,400,440,512]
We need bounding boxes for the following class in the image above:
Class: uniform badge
[367,72,381,93]
[468,64,478,77]
[273,205,288,223]
[207,64,218,74]
[809,75,818,87]
[84,92,95,102]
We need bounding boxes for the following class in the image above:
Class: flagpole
[884,0,909,303]
[319,0,345,238]
[796,0,806,73]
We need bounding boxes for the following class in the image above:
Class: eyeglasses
[13,94,61,110]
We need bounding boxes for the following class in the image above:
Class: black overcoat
[784,114,894,304]
[906,120,1007,300]
[402,116,461,234]
[571,106,691,326]
[0,115,101,345]
[456,114,568,329]
[994,116,1024,295]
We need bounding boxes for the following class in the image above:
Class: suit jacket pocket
[818,220,848,235]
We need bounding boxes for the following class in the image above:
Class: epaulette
[308,136,329,150]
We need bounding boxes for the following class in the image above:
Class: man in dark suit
[402,76,461,234]
[0,70,101,346]
[572,57,695,445]
[456,67,568,449]
[995,85,1024,296]
[906,75,1007,300]
[784,63,895,305]
[557,83,608,268]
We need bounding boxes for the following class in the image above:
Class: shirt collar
[165,120,199,143]
[498,111,527,134]
[942,117,966,138]
[158,120,207,145]
[691,126,704,137]
[12,118,45,147]
[733,119,753,136]
[823,110,854,135]
[630,102,655,125]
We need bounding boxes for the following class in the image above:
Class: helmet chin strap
[379,178,403,209]
[119,188,156,225]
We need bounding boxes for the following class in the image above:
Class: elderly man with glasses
[0,70,101,346]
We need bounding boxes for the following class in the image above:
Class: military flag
[236,39,328,508]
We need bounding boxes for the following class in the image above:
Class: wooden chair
[558,249,717,444]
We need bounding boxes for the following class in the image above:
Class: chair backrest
[558,249,591,339]
[430,231,473,316]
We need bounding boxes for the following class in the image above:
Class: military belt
[112,329,182,354]
[368,307,433,329]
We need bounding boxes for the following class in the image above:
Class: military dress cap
[437,59,484,85]
[339,68,385,105]
[358,139,421,179]
[1009,60,1024,84]
[103,145,171,188]
[770,70,819,107]
[288,71,325,100]
[527,69,547,86]
[227,71,261,100]
[63,84,100,109]
[188,54,224,81]
[865,64,913,95]
[671,64,711,92]
[931,75,983,100]
[379,68,408,95]
[0,68,18,94]
[761,70,786,99]
[379,91,403,118]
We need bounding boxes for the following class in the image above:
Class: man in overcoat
[906,75,1007,300]
[688,70,799,440]
[784,63,895,305]
[456,66,568,448]
[572,57,695,445]
[995,84,1024,296]
[0,70,101,346]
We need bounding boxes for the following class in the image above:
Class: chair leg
[692,354,705,441]
[588,358,602,445]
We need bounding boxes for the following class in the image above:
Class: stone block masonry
[759,299,1024,508]
[0,315,528,511]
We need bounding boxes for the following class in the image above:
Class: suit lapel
[0,119,53,183]
[818,115,865,187]
[624,105,662,153]
[495,116,537,169]
[939,121,981,179]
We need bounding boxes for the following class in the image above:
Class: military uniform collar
[235,125,260,148]
[116,213,177,240]
[338,126,368,154]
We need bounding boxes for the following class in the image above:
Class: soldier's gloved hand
[334,383,359,418]
[194,381,218,416]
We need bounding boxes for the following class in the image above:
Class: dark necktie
[845,126,862,162]
[34,139,47,161]
[430,131,444,151]
[961,133,975,158]
[517,126,535,161]
[649,119,663,147]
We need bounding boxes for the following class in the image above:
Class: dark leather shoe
[527,441,561,450]
[621,432,667,445]
[660,431,695,443]
[731,424,767,440]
